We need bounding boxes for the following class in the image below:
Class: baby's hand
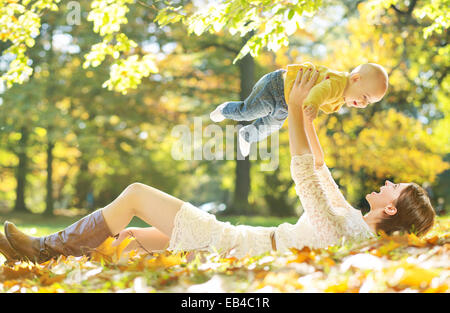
[303,104,318,122]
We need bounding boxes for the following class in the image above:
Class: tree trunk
[74,156,91,210]
[229,49,254,215]
[44,25,55,216]
[44,140,54,216]
[14,127,29,213]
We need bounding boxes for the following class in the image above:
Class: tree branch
[196,42,240,54]
[408,0,418,14]
[390,4,408,15]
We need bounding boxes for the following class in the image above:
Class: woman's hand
[288,68,320,109]
[287,69,320,157]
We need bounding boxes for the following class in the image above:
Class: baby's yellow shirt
[284,62,349,114]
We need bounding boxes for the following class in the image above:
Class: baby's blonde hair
[352,63,389,93]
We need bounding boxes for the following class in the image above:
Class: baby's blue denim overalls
[220,69,288,144]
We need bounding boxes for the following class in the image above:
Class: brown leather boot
[5,210,114,263]
[0,231,23,265]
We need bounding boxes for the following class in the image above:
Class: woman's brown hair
[376,183,435,237]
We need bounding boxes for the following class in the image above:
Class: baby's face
[343,72,387,109]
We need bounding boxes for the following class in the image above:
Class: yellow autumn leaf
[90,237,116,263]
[37,282,65,293]
[388,262,441,289]
[324,279,349,293]
[407,233,428,247]
[39,272,66,286]
[288,247,316,264]
[90,236,134,263]
[398,266,441,289]
[423,284,449,293]
[145,252,184,270]
[320,257,336,267]
[425,236,439,245]
[378,240,401,256]
[2,279,21,290]
[1,262,39,280]
[259,272,303,292]
[115,236,135,260]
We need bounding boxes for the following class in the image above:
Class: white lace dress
[168,154,374,258]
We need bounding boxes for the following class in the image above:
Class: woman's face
[366,180,410,211]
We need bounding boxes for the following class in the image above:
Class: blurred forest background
[0,0,448,221]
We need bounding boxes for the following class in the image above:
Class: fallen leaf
[90,236,134,263]
[288,247,316,264]
[324,279,349,293]
[39,272,66,286]
[146,252,184,270]
[387,262,441,289]
[407,233,427,247]
[259,271,303,292]
[1,263,38,280]
[378,240,401,256]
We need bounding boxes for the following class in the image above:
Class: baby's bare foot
[210,103,226,122]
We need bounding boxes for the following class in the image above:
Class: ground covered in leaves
[0,217,448,293]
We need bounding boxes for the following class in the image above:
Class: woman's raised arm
[284,69,344,246]
[305,121,325,168]
[287,69,320,157]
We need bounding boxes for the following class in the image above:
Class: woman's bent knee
[126,182,147,193]
[124,183,148,214]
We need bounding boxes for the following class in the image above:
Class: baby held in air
[210,62,389,157]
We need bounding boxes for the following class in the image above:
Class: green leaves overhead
[102,54,158,94]
[155,0,323,63]
[0,0,159,94]
[412,0,450,38]
[1,0,325,92]
[88,0,134,36]
[0,0,60,87]
[365,0,449,38]
[84,0,158,95]
[1,0,449,93]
